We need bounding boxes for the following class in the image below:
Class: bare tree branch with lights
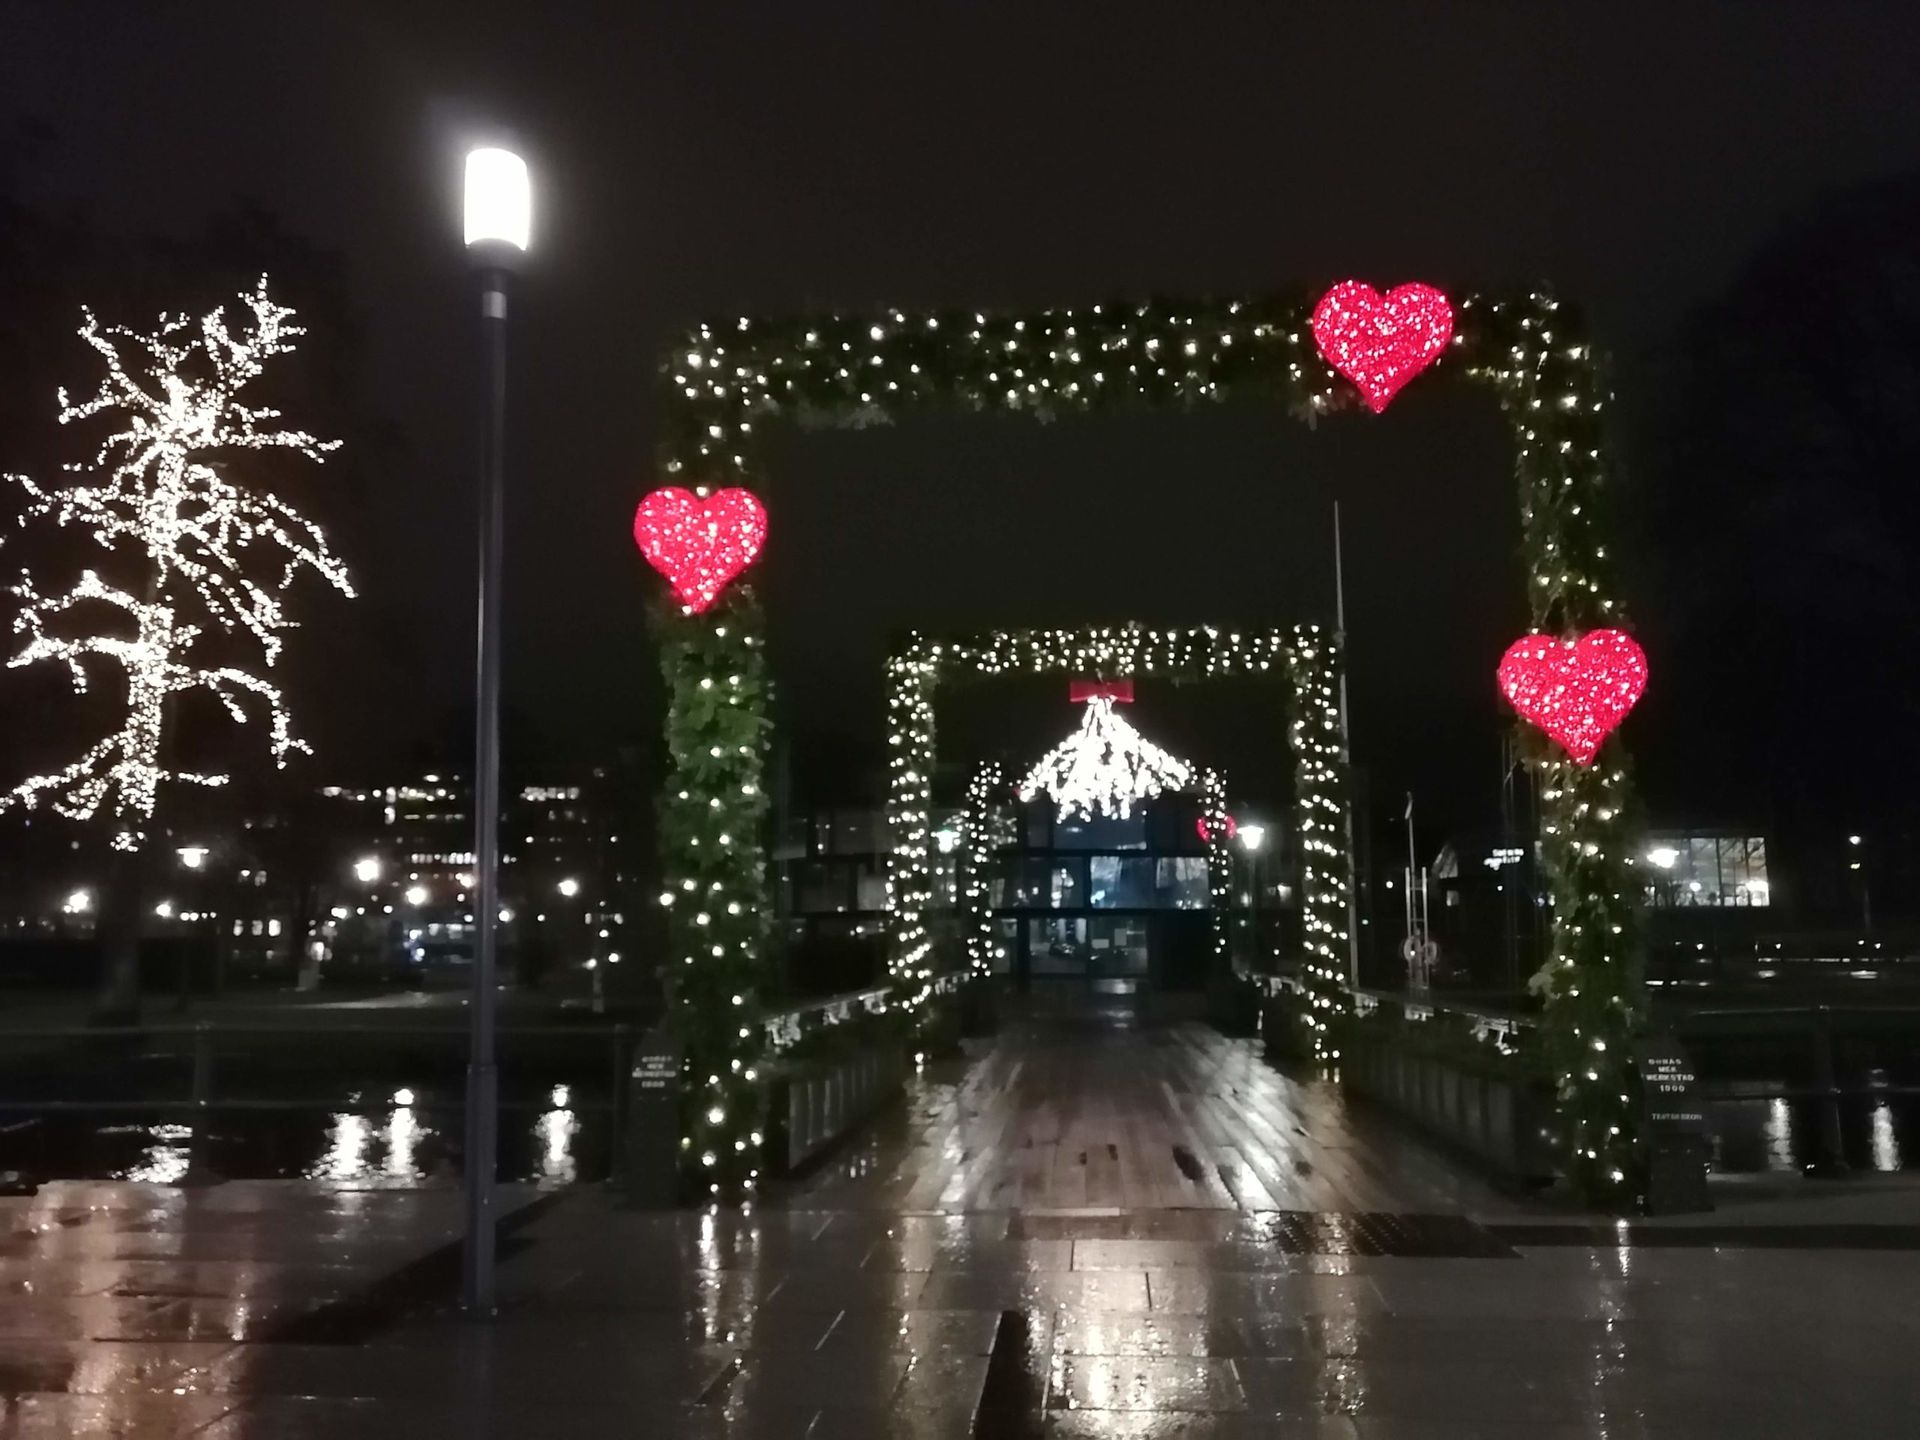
[3,278,352,1008]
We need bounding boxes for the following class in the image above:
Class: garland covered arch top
[649,285,1644,1207]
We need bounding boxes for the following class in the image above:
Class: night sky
[7,3,1920,842]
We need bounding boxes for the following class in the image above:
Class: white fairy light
[2,278,352,849]
[1017,694,1192,822]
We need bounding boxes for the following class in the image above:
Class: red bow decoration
[1497,629,1648,766]
[1196,813,1238,844]
[1069,679,1135,704]
[632,487,767,614]
[1310,280,1454,413]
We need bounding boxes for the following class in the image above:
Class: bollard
[618,1030,681,1208]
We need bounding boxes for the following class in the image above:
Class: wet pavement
[1,1021,1917,1437]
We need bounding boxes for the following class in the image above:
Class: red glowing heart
[1310,280,1454,413]
[1497,629,1648,766]
[632,486,767,613]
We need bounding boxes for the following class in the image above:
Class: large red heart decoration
[632,486,767,613]
[1497,629,1649,766]
[1310,280,1454,413]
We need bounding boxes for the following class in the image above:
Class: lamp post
[1238,823,1267,970]
[462,144,529,1316]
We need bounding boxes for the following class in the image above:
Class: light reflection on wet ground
[3,1023,1920,1436]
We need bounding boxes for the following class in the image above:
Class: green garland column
[1201,767,1233,974]
[962,761,1006,979]
[1471,292,1647,1207]
[656,585,771,1198]
[884,636,939,1017]
[1284,624,1353,1062]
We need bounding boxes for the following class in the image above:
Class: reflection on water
[386,1103,423,1178]
[1764,1097,1793,1170]
[1871,1100,1901,1171]
[1711,1093,1916,1174]
[310,1112,371,1180]
[537,1085,579,1184]
[124,1123,193,1184]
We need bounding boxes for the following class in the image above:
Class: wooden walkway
[790,1017,1521,1215]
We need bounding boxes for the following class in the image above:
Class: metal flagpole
[1333,502,1362,990]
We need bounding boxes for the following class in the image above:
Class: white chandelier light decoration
[1018,688,1193,822]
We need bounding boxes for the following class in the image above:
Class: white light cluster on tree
[3,279,352,849]
[1017,695,1193,822]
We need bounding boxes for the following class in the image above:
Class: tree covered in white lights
[3,278,352,1006]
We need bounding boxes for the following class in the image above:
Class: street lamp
[1237,823,1267,969]
[177,846,208,870]
[404,884,429,907]
[353,856,382,884]
[462,142,529,1317]
[557,876,580,898]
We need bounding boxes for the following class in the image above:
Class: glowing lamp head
[64,888,92,915]
[463,147,531,253]
[1646,846,1679,870]
[557,877,581,898]
[1238,823,1267,854]
[353,857,381,884]
[177,845,208,870]
[404,884,428,906]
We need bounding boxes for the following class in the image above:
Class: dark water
[0,1087,612,1186]
[4,1087,1912,1188]
[1708,1094,1912,1175]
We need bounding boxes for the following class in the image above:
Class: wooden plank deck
[788,1017,1523,1216]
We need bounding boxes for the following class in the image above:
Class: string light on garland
[1310,281,1454,413]
[1497,629,1648,766]
[2,278,353,849]
[633,486,767,614]
[1017,692,1193,822]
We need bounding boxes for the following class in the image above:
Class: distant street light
[177,846,209,870]
[462,141,530,1318]
[404,884,429,907]
[353,856,382,884]
[557,876,581,898]
[63,889,92,915]
[153,900,173,919]
[1237,823,1267,968]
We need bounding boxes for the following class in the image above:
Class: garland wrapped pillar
[962,761,1008,979]
[1284,625,1352,1063]
[1200,768,1233,974]
[884,636,940,1015]
[655,585,770,1198]
[1467,293,1647,1207]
